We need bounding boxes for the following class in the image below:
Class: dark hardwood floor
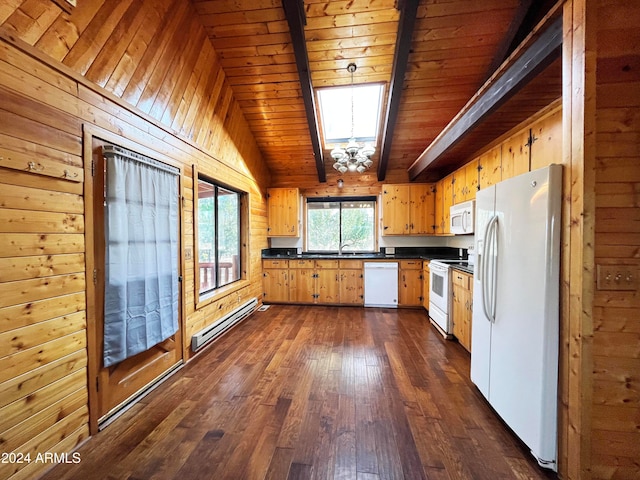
[43,305,557,480]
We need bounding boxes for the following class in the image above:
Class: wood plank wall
[0,1,270,479]
[591,1,640,478]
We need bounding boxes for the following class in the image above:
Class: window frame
[316,83,385,147]
[305,196,378,253]
[195,173,245,302]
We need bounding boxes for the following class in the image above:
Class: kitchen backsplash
[271,234,475,251]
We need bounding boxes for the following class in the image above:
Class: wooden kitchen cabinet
[288,267,316,303]
[316,268,340,303]
[262,259,289,303]
[501,130,530,181]
[285,259,359,305]
[288,259,315,302]
[409,184,435,234]
[453,159,479,204]
[315,260,340,304]
[339,260,364,305]
[475,107,560,193]
[423,261,430,310]
[442,174,454,235]
[381,184,410,234]
[434,179,444,234]
[434,175,455,235]
[530,108,562,171]
[267,187,300,236]
[451,270,473,352]
[398,260,423,307]
[478,146,502,190]
[382,183,435,235]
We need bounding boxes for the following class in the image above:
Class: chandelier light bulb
[330,146,345,160]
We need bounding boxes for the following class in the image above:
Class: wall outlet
[596,264,638,291]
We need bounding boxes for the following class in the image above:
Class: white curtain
[103,145,179,367]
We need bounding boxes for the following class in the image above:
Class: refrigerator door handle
[481,217,492,322]
[481,215,498,323]
[488,216,498,322]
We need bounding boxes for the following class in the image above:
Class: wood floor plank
[41,305,557,480]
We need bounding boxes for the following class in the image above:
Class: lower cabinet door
[317,269,340,303]
[339,270,363,304]
[289,269,316,303]
[263,269,289,303]
[398,269,423,306]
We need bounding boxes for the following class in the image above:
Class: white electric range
[428,259,473,337]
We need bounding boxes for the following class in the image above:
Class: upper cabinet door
[410,184,435,234]
[382,184,436,235]
[453,160,479,204]
[267,188,300,237]
[382,184,411,235]
[442,174,454,234]
[464,159,479,201]
[479,146,502,190]
[502,130,530,181]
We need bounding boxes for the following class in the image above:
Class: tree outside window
[307,198,375,252]
[197,179,241,295]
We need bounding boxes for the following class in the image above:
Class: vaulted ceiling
[192,0,560,188]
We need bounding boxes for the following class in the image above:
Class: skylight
[317,83,384,146]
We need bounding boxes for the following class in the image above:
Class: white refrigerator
[471,164,562,471]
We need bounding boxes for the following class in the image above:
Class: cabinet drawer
[339,259,363,269]
[290,259,315,268]
[400,259,422,270]
[452,271,471,289]
[263,259,289,268]
[315,259,340,269]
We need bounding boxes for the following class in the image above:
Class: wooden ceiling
[193,0,560,187]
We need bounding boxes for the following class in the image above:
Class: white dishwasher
[364,262,398,307]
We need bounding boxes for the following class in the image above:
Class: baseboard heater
[191,297,258,352]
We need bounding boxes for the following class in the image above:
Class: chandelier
[331,63,375,174]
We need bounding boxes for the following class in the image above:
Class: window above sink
[306,196,377,254]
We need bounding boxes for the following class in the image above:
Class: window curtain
[103,145,179,367]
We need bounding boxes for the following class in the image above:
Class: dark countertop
[261,247,469,263]
[451,264,475,275]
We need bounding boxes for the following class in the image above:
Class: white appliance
[450,200,475,234]
[471,165,562,471]
[428,260,453,336]
[429,258,472,337]
[364,262,398,307]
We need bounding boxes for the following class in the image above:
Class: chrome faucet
[338,240,354,255]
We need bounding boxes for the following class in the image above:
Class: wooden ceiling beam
[282,0,326,182]
[408,14,562,181]
[377,0,420,182]
[484,0,534,82]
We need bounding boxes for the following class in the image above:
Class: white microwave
[450,200,475,234]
